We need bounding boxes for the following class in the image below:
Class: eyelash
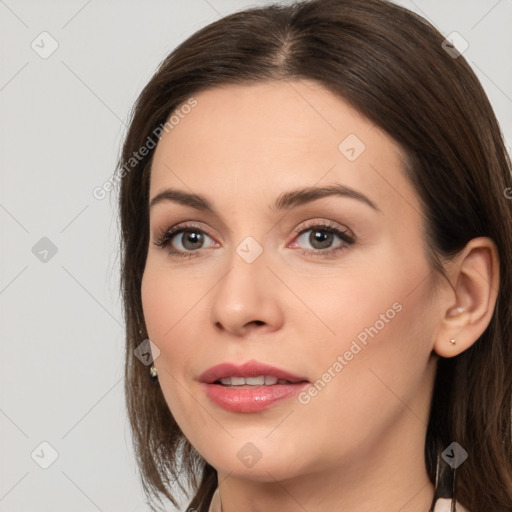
[153,220,355,260]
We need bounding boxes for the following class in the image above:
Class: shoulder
[207,487,221,512]
[433,497,470,512]
[206,491,472,512]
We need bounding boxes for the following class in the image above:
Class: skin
[141,80,499,512]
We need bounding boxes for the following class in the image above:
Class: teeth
[245,376,265,385]
[218,375,290,386]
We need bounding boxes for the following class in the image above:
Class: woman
[116,0,512,510]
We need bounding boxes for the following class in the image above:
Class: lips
[198,361,309,385]
[199,361,310,413]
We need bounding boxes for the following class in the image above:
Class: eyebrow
[149,183,381,214]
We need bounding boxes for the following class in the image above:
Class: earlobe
[433,237,500,359]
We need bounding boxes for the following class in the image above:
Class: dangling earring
[428,449,457,512]
[150,364,158,378]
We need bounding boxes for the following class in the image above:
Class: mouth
[213,375,304,387]
[199,360,309,385]
[199,361,310,413]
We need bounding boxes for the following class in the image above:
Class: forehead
[149,80,420,218]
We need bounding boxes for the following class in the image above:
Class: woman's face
[141,80,441,483]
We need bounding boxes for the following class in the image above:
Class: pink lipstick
[199,361,310,413]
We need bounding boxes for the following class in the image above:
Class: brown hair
[116,0,512,510]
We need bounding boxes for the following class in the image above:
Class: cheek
[141,266,191,380]
[142,280,170,336]
[296,245,434,424]
[141,266,202,423]
[291,293,434,472]
[141,263,196,346]
[141,262,208,381]
[295,258,401,348]
[141,272,166,340]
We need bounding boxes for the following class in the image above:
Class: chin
[201,437,309,482]
[212,457,299,482]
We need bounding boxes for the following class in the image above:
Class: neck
[215,406,435,512]
[217,467,434,512]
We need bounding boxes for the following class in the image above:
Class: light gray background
[1,1,511,511]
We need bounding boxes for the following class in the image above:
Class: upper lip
[199,360,309,384]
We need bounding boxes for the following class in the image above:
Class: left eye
[292,224,355,255]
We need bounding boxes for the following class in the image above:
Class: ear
[433,237,500,358]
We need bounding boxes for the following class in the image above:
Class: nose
[210,243,284,337]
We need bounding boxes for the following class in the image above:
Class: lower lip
[202,382,310,413]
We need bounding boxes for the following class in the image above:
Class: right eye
[153,223,217,259]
